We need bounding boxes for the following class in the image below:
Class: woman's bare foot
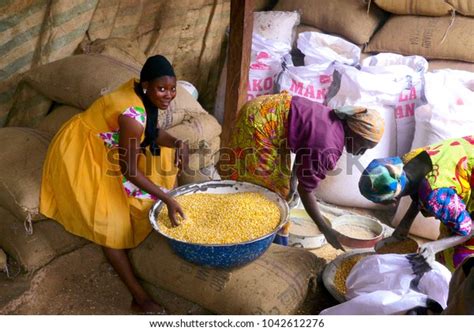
[131,298,167,315]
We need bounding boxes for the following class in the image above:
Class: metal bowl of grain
[330,214,384,249]
[322,250,374,302]
[149,180,289,269]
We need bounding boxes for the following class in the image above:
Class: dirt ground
[0,206,394,315]
[0,244,212,315]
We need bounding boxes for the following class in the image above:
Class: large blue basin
[149,180,289,269]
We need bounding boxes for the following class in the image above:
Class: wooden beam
[221,0,254,148]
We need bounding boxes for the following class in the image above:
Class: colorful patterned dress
[223,93,292,244]
[40,79,178,249]
[226,93,293,197]
[404,135,474,271]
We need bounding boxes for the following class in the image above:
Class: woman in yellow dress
[40,55,188,314]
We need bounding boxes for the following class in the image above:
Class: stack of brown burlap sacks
[0,52,221,275]
[275,0,389,47]
[130,233,323,315]
[276,0,474,72]
[366,0,474,72]
[271,0,389,71]
[0,0,233,128]
[0,127,86,273]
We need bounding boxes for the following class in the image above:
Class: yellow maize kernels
[334,255,366,295]
[157,192,281,244]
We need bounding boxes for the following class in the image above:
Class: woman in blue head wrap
[359,156,409,203]
[359,136,474,273]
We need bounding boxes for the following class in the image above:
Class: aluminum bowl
[149,180,289,269]
[330,214,384,250]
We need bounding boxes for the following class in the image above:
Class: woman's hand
[286,165,300,208]
[297,183,345,251]
[321,226,345,251]
[165,198,186,227]
[174,140,189,172]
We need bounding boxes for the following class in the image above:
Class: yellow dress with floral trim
[40,79,178,249]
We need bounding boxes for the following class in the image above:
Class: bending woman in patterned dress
[359,135,474,272]
[218,93,385,249]
[40,55,188,314]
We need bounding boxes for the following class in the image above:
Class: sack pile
[366,0,474,71]
[275,0,388,46]
[130,233,322,315]
[0,128,86,273]
[1,1,232,129]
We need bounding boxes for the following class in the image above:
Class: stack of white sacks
[216,9,474,241]
[291,30,474,239]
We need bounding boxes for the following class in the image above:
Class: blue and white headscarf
[359,157,408,202]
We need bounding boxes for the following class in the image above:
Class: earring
[143,88,147,94]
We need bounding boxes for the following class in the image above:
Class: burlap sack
[79,38,147,71]
[187,136,220,171]
[166,113,222,146]
[138,1,229,112]
[130,233,321,315]
[24,54,139,110]
[0,207,86,273]
[6,81,53,128]
[0,128,50,223]
[274,0,388,45]
[177,164,221,186]
[0,75,23,128]
[374,0,453,16]
[448,0,474,16]
[365,15,474,62]
[23,54,206,129]
[429,60,474,72]
[36,105,83,137]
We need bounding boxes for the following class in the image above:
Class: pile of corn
[157,192,281,244]
[334,254,367,295]
[376,238,418,254]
